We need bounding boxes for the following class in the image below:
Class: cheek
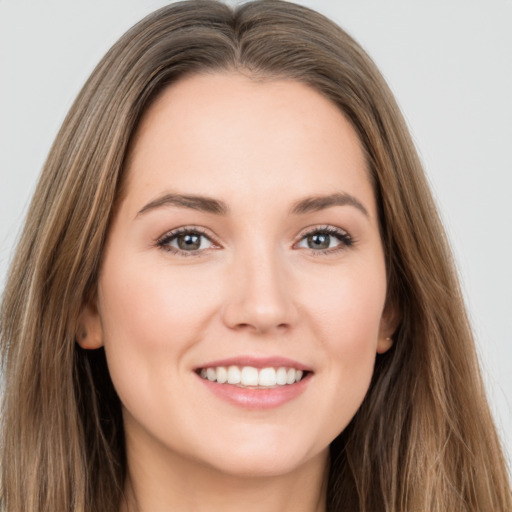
[96,255,224,425]
[96,255,224,414]
[99,257,218,352]
[309,262,386,349]
[305,263,386,421]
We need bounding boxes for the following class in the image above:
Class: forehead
[121,72,376,218]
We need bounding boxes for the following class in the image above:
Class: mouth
[196,365,310,389]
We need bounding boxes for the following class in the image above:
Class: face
[80,72,394,479]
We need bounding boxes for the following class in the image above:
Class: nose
[221,244,299,335]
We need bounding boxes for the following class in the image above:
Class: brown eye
[177,233,202,251]
[157,228,215,254]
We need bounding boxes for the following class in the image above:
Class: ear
[76,297,104,350]
[377,300,400,354]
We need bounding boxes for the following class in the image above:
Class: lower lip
[197,374,311,409]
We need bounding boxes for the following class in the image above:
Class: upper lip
[195,356,313,372]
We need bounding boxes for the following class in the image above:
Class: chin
[202,449,319,479]
[190,430,327,479]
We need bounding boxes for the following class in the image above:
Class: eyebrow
[136,193,229,217]
[290,193,369,217]
[136,191,369,218]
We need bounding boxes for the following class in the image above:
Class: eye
[156,227,218,256]
[296,226,353,254]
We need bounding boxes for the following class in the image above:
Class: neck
[119,437,329,512]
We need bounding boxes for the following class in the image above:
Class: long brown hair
[1,1,510,510]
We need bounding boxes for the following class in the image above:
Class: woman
[1,1,510,511]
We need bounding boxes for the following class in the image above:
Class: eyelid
[293,224,354,254]
[295,224,350,239]
[155,226,222,257]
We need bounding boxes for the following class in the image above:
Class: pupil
[308,233,329,250]
[178,234,201,250]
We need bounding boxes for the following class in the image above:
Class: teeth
[276,367,287,385]
[259,367,277,386]
[216,366,228,384]
[241,366,259,386]
[227,365,241,384]
[199,365,307,387]
[286,368,296,385]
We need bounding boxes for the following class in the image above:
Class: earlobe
[76,299,104,349]
[377,336,393,354]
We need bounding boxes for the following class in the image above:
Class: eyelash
[296,225,354,256]
[155,225,354,257]
[155,226,217,257]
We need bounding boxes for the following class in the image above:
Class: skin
[79,72,395,512]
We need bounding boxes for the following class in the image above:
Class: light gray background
[1,0,511,464]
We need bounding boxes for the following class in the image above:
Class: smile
[195,357,313,409]
[198,365,306,388]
